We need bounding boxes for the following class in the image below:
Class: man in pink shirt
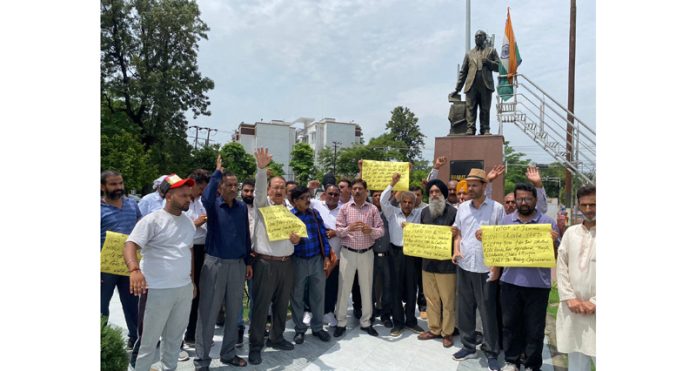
[333,179,384,338]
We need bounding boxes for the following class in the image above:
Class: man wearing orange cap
[124,174,197,371]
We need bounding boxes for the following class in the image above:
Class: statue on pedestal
[448,30,500,136]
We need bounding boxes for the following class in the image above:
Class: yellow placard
[403,223,453,260]
[100,231,141,276]
[361,160,409,191]
[258,205,309,241]
[481,224,555,268]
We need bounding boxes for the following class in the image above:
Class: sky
[188,0,596,165]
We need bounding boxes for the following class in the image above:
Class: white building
[234,120,296,177]
[297,117,362,163]
[233,117,363,179]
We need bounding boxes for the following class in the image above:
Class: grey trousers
[249,258,295,352]
[194,255,246,368]
[456,268,500,357]
[290,255,326,333]
[134,283,193,371]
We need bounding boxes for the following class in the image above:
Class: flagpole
[465,0,471,52]
[565,0,576,208]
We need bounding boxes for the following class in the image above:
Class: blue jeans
[101,272,139,342]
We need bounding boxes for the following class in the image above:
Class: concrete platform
[107,291,554,370]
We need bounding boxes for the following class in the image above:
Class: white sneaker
[323,312,338,327]
[501,363,518,371]
[178,350,190,362]
[303,311,312,325]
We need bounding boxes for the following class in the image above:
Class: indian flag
[497,8,522,101]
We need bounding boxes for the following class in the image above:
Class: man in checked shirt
[333,178,384,337]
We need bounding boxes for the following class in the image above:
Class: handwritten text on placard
[101,231,141,276]
[361,160,409,191]
[481,224,555,268]
[259,205,309,241]
[403,223,452,260]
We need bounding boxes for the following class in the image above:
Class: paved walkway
[108,292,555,370]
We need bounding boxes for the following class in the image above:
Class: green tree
[366,134,407,162]
[503,141,531,194]
[101,130,158,194]
[189,144,220,174]
[219,142,256,180]
[290,143,317,184]
[385,106,425,163]
[267,160,285,178]
[101,0,214,174]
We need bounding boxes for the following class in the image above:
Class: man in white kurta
[555,185,596,371]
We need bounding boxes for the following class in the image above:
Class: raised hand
[434,156,447,170]
[391,172,401,187]
[255,148,272,169]
[526,165,543,188]
[216,153,224,172]
[487,164,506,182]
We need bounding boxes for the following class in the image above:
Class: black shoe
[237,325,244,348]
[406,323,425,333]
[475,331,483,346]
[248,351,261,365]
[194,366,209,371]
[360,326,378,336]
[333,326,346,337]
[266,338,294,351]
[312,329,331,342]
[221,355,248,367]
[126,338,135,350]
[381,317,393,328]
[293,332,305,344]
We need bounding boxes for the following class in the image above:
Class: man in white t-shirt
[124,174,197,371]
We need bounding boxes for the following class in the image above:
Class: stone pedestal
[433,134,505,203]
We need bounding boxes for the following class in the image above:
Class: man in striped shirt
[333,179,384,337]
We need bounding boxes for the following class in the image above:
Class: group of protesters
[101,147,596,371]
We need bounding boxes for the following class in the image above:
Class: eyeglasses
[504,201,516,205]
[515,197,535,204]
[327,192,339,197]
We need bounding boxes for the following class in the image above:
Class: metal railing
[496,73,595,184]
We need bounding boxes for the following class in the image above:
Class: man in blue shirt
[289,186,332,344]
[193,154,252,370]
[489,183,560,371]
[100,170,141,349]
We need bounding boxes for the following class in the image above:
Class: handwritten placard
[361,160,409,191]
[403,223,452,260]
[101,231,141,276]
[258,205,309,241]
[481,224,555,268]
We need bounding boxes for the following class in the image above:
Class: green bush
[101,316,129,371]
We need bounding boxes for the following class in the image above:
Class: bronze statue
[450,30,500,135]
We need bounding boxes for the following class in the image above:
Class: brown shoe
[442,335,454,348]
[417,331,439,340]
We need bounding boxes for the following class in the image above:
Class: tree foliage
[189,144,220,174]
[267,160,286,178]
[290,143,317,184]
[101,0,214,175]
[101,130,158,194]
[385,106,425,163]
[219,142,256,180]
[503,141,531,194]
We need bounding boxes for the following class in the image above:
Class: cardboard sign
[101,231,140,276]
[259,205,309,241]
[481,224,555,268]
[403,223,452,260]
[361,160,409,191]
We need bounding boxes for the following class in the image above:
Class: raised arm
[526,165,548,213]
[380,173,401,218]
[254,148,271,207]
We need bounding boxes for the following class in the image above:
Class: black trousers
[248,258,294,352]
[323,264,339,314]
[389,244,418,328]
[185,244,206,340]
[456,269,499,357]
[415,257,426,310]
[373,251,391,318]
[500,282,550,371]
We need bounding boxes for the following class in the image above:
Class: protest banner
[101,231,140,276]
[403,223,452,260]
[258,205,309,241]
[481,224,555,267]
[361,160,409,191]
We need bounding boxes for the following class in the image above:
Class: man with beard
[380,173,425,337]
[194,155,252,370]
[101,170,141,350]
[334,178,384,338]
[495,165,548,215]
[555,185,596,371]
[416,179,459,348]
[489,183,559,371]
[183,170,210,347]
[248,148,297,365]
[451,169,504,370]
[124,174,197,371]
